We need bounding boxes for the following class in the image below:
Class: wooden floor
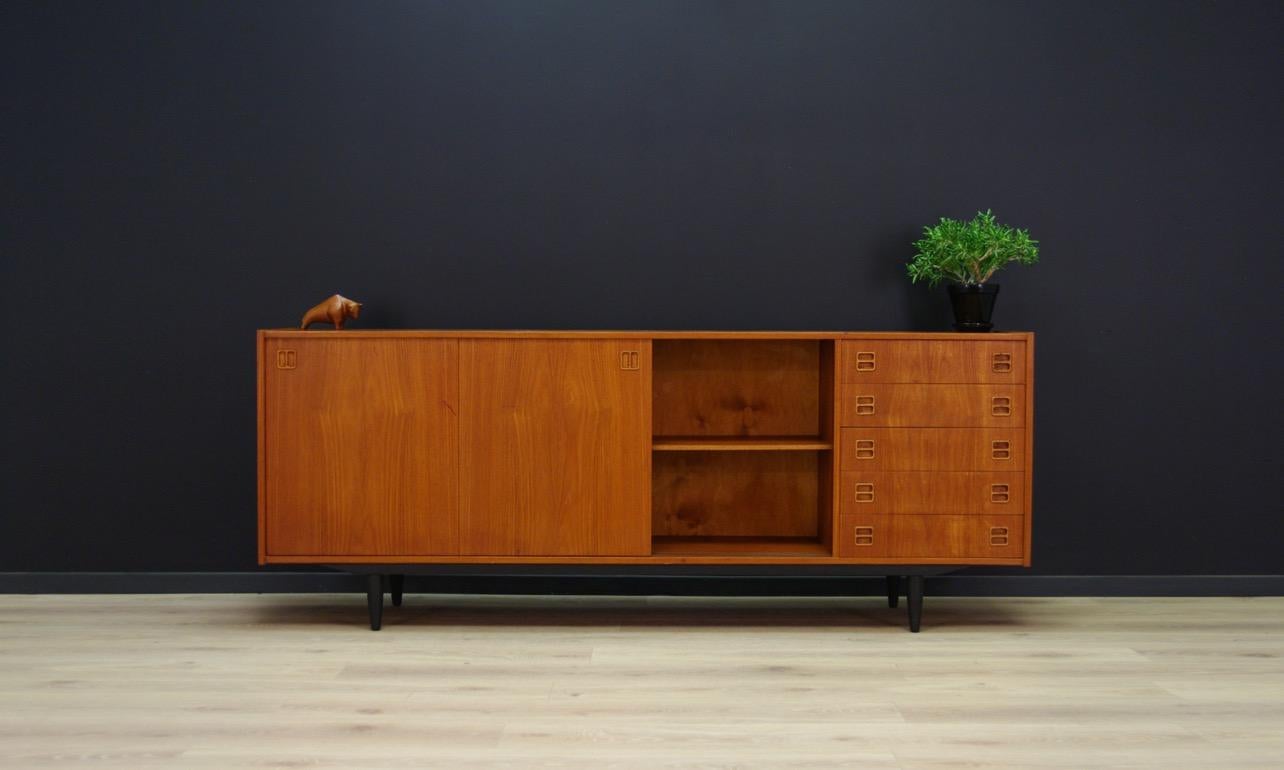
[0,595,1281,768]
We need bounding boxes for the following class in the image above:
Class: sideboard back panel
[652,451,820,538]
[652,340,821,438]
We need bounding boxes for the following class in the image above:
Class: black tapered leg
[366,574,384,631]
[886,575,901,608]
[389,574,404,607]
[907,574,924,633]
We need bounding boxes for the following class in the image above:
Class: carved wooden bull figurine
[300,294,362,329]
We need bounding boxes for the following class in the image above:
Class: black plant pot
[947,284,1000,332]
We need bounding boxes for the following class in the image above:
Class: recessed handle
[854,395,876,416]
[991,440,1011,460]
[854,526,874,546]
[990,483,1010,503]
[854,439,875,459]
[854,351,876,372]
[991,396,1012,416]
[989,526,1009,546]
[992,352,1013,373]
[854,482,874,503]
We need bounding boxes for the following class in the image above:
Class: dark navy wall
[4,1,1281,576]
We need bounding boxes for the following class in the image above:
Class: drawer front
[840,428,1023,470]
[841,341,1025,384]
[840,384,1024,427]
[840,472,1024,515]
[837,514,1024,559]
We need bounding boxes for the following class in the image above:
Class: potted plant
[906,210,1039,331]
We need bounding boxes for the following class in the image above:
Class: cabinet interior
[651,340,834,556]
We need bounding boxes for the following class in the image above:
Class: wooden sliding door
[263,338,459,556]
[459,339,650,556]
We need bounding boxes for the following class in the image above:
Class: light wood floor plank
[0,595,1280,768]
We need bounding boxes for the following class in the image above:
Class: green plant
[906,210,1039,287]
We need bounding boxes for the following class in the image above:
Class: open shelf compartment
[650,339,836,557]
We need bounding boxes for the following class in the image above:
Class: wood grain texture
[651,451,819,538]
[3,594,1280,769]
[1025,333,1036,566]
[262,329,1034,340]
[260,553,1024,565]
[840,339,1026,383]
[839,471,1025,516]
[652,339,820,437]
[263,338,459,556]
[256,331,267,564]
[819,341,837,551]
[818,341,836,444]
[837,513,1025,559]
[459,339,650,556]
[298,293,362,330]
[257,330,1034,568]
[651,437,832,451]
[651,536,831,557]
[839,384,1025,427]
[839,427,1024,471]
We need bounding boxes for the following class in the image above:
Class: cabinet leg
[907,575,924,633]
[886,575,900,609]
[389,574,404,607]
[366,574,384,631]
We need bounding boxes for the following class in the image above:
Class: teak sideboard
[257,330,1034,631]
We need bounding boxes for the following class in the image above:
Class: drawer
[840,428,1024,470]
[839,384,1024,427]
[836,514,1024,559]
[841,340,1025,384]
[840,471,1024,515]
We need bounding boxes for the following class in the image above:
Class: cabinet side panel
[1025,334,1035,566]
[257,331,267,565]
[819,340,837,550]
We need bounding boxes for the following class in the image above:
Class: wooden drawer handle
[989,526,1010,546]
[854,351,876,372]
[990,483,1010,503]
[992,352,1013,373]
[854,526,874,546]
[854,482,874,503]
[855,395,875,416]
[854,439,875,459]
[991,440,1011,460]
[991,396,1012,416]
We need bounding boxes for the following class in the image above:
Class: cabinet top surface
[259,329,1034,340]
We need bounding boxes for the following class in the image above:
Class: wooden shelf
[651,536,831,558]
[651,436,832,451]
